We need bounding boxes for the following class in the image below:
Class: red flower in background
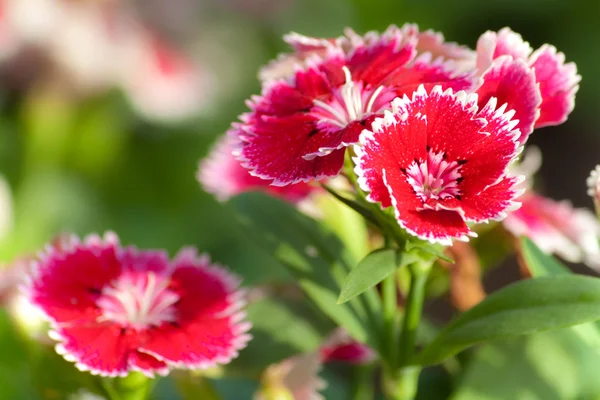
[475,27,580,140]
[198,135,315,202]
[355,85,523,245]
[232,24,474,186]
[28,233,251,377]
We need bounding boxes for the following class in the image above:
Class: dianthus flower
[505,192,600,268]
[28,233,251,377]
[233,24,474,186]
[256,328,373,400]
[355,85,523,245]
[198,135,315,202]
[319,328,375,365]
[475,27,580,142]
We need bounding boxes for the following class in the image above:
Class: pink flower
[504,192,600,268]
[233,24,474,186]
[198,135,315,202]
[28,233,251,377]
[476,27,580,133]
[355,85,523,245]
[319,329,375,365]
[257,352,326,400]
[119,33,214,122]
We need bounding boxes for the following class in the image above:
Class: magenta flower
[504,192,600,268]
[28,233,251,377]
[198,135,315,202]
[232,24,474,186]
[355,85,523,245]
[320,329,375,365]
[476,28,580,136]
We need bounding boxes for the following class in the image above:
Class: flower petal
[529,45,580,128]
[198,135,315,202]
[53,324,152,378]
[475,28,532,72]
[139,250,251,369]
[29,233,122,325]
[476,56,541,143]
[346,25,417,86]
[504,192,600,268]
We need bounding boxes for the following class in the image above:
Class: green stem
[382,272,398,369]
[101,372,153,400]
[100,379,122,400]
[352,363,375,400]
[397,266,429,366]
[383,261,431,400]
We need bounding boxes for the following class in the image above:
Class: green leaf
[338,249,397,305]
[417,275,600,365]
[520,236,570,276]
[520,237,600,359]
[453,330,600,400]
[228,192,381,349]
[338,249,419,304]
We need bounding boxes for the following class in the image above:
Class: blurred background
[0,0,598,399]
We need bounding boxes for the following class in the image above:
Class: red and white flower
[476,27,580,134]
[355,85,523,245]
[27,233,251,377]
[233,24,474,186]
[505,192,600,268]
[198,135,315,203]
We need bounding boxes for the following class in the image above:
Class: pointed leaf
[520,237,600,357]
[417,275,600,365]
[520,236,570,276]
[338,249,420,304]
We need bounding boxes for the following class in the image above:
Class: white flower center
[311,66,384,129]
[96,272,180,330]
[405,149,463,202]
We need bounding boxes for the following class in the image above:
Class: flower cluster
[27,233,251,377]
[213,24,579,244]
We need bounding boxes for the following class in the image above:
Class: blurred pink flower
[198,135,316,203]
[504,192,600,268]
[320,329,375,365]
[256,328,373,400]
[118,32,215,122]
[28,232,251,377]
